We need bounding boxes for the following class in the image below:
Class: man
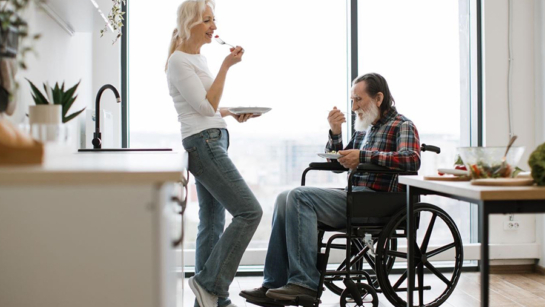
[240,73,421,304]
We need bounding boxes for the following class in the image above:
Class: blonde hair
[165,0,216,71]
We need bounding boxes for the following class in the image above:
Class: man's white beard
[354,103,380,131]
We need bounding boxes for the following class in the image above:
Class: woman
[165,1,263,307]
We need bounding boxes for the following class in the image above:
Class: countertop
[399,175,545,201]
[0,151,188,185]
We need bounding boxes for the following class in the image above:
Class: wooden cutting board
[424,175,471,181]
[471,178,535,186]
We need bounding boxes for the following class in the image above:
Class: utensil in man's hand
[494,135,518,177]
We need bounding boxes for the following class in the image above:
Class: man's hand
[338,149,361,169]
[328,106,346,135]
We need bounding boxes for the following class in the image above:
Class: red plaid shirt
[326,107,421,192]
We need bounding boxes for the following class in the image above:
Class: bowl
[457,146,525,179]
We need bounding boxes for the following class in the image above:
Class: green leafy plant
[529,142,545,186]
[1,0,41,111]
[0,0,41,66]
[100,0,126,45]
[26,79,85,123]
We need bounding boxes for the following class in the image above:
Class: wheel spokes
[420,213,437,253]
[424,261,452,287]
[418,262,425,305]
[392,270,408,290]
[427,242,456,258]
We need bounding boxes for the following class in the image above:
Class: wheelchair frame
[294,144,463,307]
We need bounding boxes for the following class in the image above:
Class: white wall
[482,0,538,263]
[534,0,545,268]
[10,1,94,125]
[92,0,122,148]
[5,0,122,148]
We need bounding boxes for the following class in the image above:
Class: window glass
[128,0,349,263]
[357,0,471,246]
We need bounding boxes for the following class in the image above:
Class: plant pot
[29,105,65,143]
[29,105,62,125]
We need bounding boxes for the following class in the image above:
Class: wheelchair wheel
[323,237,397,295]
[324,238,367,296]
[375,203,463,307]
[340,283,378,307]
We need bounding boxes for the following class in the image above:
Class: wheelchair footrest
[281,295,320,307]
[244,299,288,307]
[245,295,320,307]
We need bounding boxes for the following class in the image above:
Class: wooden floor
[178,272,545,307]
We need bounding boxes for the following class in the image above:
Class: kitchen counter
[0,151,187,307]
[0,151,188,185]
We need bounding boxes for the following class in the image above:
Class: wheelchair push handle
[421,143,440,154]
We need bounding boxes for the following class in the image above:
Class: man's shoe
[265,284,317,301]
[188,277,218,307]
[240,287,284,306]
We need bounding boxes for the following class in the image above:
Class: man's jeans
[183,128,263,303]
[262,186,374,291]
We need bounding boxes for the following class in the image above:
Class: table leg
[479,203,489,307]
[406,186,415,307]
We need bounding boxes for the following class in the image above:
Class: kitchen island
[0,151,187,307]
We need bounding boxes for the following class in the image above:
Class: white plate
[229,107,272,115]
[437,168,470,176]
[317,153,342,159]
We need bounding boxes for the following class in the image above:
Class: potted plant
[26,79,85,124]
[25,79,85,146]
[100,0,126,44]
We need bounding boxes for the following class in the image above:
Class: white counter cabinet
[0,152,187,307]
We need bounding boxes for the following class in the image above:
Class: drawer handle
[172,173,189,248]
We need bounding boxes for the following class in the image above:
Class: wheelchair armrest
[301,161,348,186]
[354,163,418,176]
[308,161,348,172]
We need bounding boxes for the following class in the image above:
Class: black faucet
[92,84,121,149]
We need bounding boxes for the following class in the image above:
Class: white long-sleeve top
[166,51,227,140]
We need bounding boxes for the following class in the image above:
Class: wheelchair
[261,144,463,307]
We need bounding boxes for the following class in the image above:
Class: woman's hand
[232,113,258,123]
[328,106,346,135]
[338,149,361,170]
[220,108,260,123]
[222,46,244,69]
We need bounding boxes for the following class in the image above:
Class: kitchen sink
[78,148,173,152]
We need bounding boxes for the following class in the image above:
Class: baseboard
[535,264,545,275]
[490,264,535,274]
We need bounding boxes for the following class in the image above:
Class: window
[356,0,475,248]
[127,0,349,265]
[125,0,479,267]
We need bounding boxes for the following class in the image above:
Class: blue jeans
[183,128,263,303]
[262,186,374,291]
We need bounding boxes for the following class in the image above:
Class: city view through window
[128,0,473,265]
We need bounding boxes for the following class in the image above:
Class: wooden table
[398,176,545,307]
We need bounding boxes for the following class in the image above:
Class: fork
[493,135,518,177]
[214,35,235,48]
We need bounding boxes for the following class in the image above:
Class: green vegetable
[529,142,545,186]
[512,166,524,178]
[454,155,464,165]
